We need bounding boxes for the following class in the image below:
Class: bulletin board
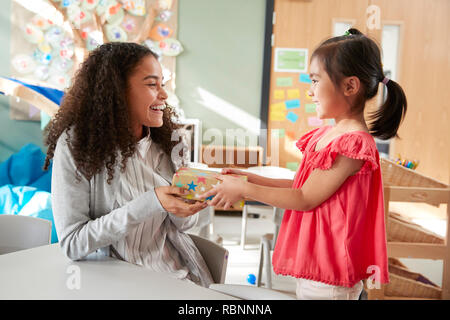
[266,0,368,171]
[9,0,181,122]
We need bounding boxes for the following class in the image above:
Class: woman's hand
[198,175,247,210]
[155,186,208,217]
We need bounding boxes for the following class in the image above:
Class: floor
[194,204,447,297]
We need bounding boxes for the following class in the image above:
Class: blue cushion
[0,184,57,243]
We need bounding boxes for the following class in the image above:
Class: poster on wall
[274,47,308,73]
[9,0,182,121]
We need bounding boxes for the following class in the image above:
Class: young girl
[200,28,407,299]
[44,42,214,287]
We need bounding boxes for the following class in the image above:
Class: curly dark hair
[43,42,182,183]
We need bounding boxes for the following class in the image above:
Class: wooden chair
[367,159,450,300]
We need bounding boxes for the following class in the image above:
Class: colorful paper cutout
[273,89,285,100]
[286,112,299,123]
[274,48,308,73]
[156,10,173,22]
[12,54,36,74]
[24,24,44,44]
[272,128,285,138]
[285,99,300,109]
[287,89,300,99]
[271,102,286,112]
[106,25,128,42]
[149,23,173,41]
[299,73,312,84]
[308,116,323,126]
[124,0,146,16]
[305,90,312,100]
[269,111,286,121]
[286,131,296,140]
[276,77,293,87]
[305,103,316,113]
[159,38,183,56]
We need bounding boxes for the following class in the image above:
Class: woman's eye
[146,83,157,87]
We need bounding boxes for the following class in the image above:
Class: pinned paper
[126,0,146,16]
[276,77,293,87]
[308,116,323,126]
[299,73,312,84]
[285,99,300,109]
[274,89,285,100]
[286,131,296,140]
[159,38,183,56]
[106,25,128,42]
[305,90,312,100]
[149,23,173,41]
[156,10,173,22]
[287,89,300,99]
[286,162,300,171]
[122,17,138,32]
[12,54,36,74]
[274,48,308,73]
[286,112,299,123]
[269,111,286,121]
[272,128,285,138]
[105,3,125,25]
[305,103,316,113]
[270,102,286,112]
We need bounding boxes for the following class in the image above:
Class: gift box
[171,167,247,209]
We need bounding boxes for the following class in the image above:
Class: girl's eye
[312,79,318,84]
[146,83,157,87]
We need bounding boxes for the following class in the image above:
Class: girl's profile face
[126,55,168,139]
[308,57,348,120]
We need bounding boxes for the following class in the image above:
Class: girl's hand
[198,175,246,210]
[221,168,247,176]
[155,186,208,217]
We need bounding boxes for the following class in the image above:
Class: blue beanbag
[0,143,52,192]
[0,184,57,243]
[0,143,57,243]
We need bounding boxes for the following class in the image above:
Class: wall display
[9,0,182,122]
[274,47,308,73]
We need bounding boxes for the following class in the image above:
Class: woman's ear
[342,76,360,96]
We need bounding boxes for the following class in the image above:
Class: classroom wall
[0,0,267,161]
[176,0,266,145]
[0,0,45,162]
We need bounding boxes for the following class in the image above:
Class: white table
[239,166,295,248]
[0,244,237,300]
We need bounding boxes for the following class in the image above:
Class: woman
[43,42,213,287]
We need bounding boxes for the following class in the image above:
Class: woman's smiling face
[126,54,168,139]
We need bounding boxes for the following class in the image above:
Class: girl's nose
[307,88,314,97]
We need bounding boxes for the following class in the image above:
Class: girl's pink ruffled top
[272,126,389,287]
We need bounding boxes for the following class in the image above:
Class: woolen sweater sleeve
[51,134,166,261]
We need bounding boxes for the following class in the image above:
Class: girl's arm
[222,168,293,188]
[200,155,363,211]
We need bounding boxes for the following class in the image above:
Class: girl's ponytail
[369,78,407,140]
